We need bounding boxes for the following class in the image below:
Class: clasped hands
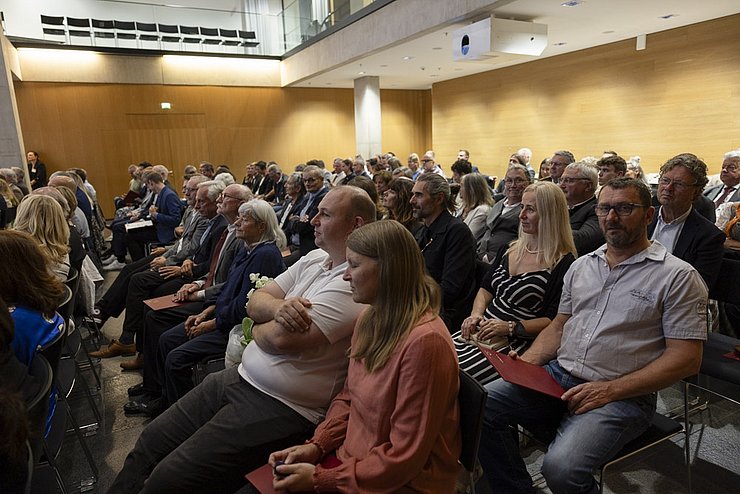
[268,443,322,492]
[184,308,216,339]
[461,315,509,342]
[155,259,194,279]
[173,282,200,302]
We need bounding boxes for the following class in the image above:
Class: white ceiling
[293,0,740,89]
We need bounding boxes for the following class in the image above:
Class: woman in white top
[457,173,494,247]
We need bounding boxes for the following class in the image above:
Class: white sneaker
[101,255,116,265]
[103,260,127,271]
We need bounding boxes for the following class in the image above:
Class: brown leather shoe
[89,339,136,359]
[120,353,144,371]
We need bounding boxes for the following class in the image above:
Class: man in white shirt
[108,186,377,494]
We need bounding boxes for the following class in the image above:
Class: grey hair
[214,172,235,186]
[267,163,281,174]
[228,184,253,202]
[725,150,740,160]
[198,180,226,201]
[553,150,576,164]
[238,199,287,249]
[565,161,598,191]
[417,172,451,207]
[152,165,169,180]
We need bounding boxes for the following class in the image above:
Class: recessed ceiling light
[326,82,332,85]
[430,75,439,78]
[380,64,388,68]
[432,47,442,50]
[602,30,615,34]
[454,68,463,71]
[561,1,582,7]
[358,71,365,75]
[553,42,567,46]
[659,14,677,19]
[402,56,414,60]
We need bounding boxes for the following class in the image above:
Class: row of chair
[40,15,260,51]
[28,267,101,493]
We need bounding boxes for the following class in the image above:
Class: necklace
[525,245,541,254]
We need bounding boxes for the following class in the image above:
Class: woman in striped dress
[455,181,577,385]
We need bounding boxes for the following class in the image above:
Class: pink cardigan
[311,315,461,493]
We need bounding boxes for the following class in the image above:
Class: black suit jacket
[569,196,604,256]
[191,215,228,278]
[285,187,329,256]
[415,210,477,333]
[647,207,725,289]
[477,200,521,261]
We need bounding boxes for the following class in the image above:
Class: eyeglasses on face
[303,176,320,184]
[595,203,647,217]
[219,193,241,201]
[504,178,527,185]
[658,176,697,190]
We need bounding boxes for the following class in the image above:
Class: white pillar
[0,35,26,184]
[353,75,381,159]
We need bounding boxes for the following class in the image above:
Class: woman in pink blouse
[269,220,461,493]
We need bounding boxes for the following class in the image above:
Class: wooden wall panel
[432,14,740,178]
[14,83,430,217]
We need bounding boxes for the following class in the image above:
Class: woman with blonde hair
[456,181,577,384]
[14,194,71,281]
[269,220,460,493]
[457,172,494,246]
[0,178,18,229]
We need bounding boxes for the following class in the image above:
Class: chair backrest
[40,15,64,26]
[92,19,114,29]
[136,22,157,33]
[458,369,487,472]
[709,257,740,302]
[38,318,65,376]
[26,353,54,460]
[59,270,79,329]
[66,17,90,28]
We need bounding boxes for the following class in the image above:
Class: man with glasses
[648,153,724,288]
[704,151,740,214]
[91,180,232,361]
[540,150,574,185]
[284,165,328,261]
[559,161,604,255]
[479,177,707,494]
[421,150,446,178]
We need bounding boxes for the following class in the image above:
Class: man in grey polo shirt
[478,178,707,494]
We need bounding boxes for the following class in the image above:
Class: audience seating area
[40,15,259,51]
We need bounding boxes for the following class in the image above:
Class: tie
[204,230,228,288]
[714,186,735,208]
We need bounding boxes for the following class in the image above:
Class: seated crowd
[2,145,739,493]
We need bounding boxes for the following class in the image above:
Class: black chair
[703,257,740,401]
[40,15,66,42]
[66,17,92,44]
[200,26,222,45]
[220,28,240,46]
[26,353,54,470]
[91,19,115,44]
[239,30,259,48]
[599,409,689,493]
[136,22,159,44]
[180,25,202,46]
[114,20,137,44]
[158,24,181,44]
[193,354,226,386]
[458,369,486,494]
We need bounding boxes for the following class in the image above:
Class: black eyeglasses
[658,177,698,191]
[595,203,647,217]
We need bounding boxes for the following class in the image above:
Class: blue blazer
[211,241,286,332]
[153,186,184,244]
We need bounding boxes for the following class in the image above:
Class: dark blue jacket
[209,241,286,332]
[152,185,184,244]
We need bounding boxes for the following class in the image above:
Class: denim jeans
[478,360,656,494]
[108,366,314,494]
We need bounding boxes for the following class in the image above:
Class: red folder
[245,455,342,493]
[143,294,186,311]
[478,346,565,399]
